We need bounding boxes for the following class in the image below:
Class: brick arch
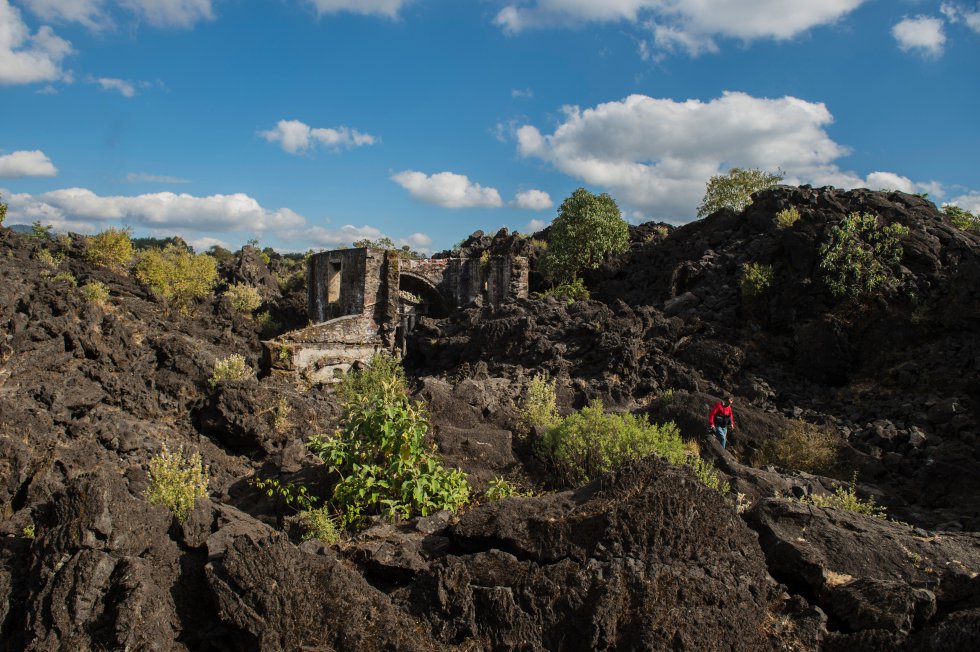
[398,272,451,318]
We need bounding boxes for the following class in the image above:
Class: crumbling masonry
[264,248,528,382]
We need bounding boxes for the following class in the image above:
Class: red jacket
[709,403,734,429]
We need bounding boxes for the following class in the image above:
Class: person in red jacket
[709,396,735,449]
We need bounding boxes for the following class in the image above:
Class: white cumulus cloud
[892,15,946,58]
[281,224,386,248]
[948,192,980,214]
[496,1,866,56]
[941,3,980,34]
[96,76,135,97]
[1,187,305,232]
[20,0,109,30]
[260,119,378,154]
[511,189,553,210]
[524,218,548,232]
[0,150,58,177]
[392,170,503,209]
[306,0,411,18]
[515,92,942,221]
[118,0,214,28]
[0,0,73,85]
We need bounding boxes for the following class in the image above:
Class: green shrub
[537,277,590,303]
[224,282,263,313]
[209,354,253,387]
[335,351,406,406]
[776,207,801,229]
[299,506,340,543]
[0,193,6,226]
[310,359,470,526]
[943,205,980,232]
[51,271,77,286]
[739,262,774,299]
[256,310,283,337]
[134,244,218,313]
[81,281,110,305]
[485,477,531,501]
[145,446,209,523]
[22,524,34,539]
[518,373,560,438]
[819,212,909,299]
[754,420,842,474]
[801,473,885,519]
[691,457,730,494]
[537,399,687,485]
[34,249,62,269]
[697,168,783,218]
[85,227,133,272]
[30,221,53,239]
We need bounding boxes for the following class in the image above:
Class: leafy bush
[739,262,774,299]
[31,221,53,239]
[310,357,470,526]
[85,227,133,272]
[485,477,531,501]
[145,446,209,523]
[34,249,62,269]
[22,524,34,539]
[776,207,801,229]
[697,168,783,218]
[253,473,340,543]
[51,271,77,286]
[0,193,6,226]
[754,420,842,474]
[540,188,629,284]
[801,473,885,519]
[518,373,560,438]
[691,457,730,494]
[256,310,283,337]
[942,205,980,232]
[537,399,687,485]
[819,212,909,299]
[335,351,406,406]
[134,244,218,313]
[537,277,590,303]
[299,506,340,543]
[224,282,263,313]
[209,354,253,387]
[81,281,110,305]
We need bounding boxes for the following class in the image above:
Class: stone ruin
[264,246,529,382]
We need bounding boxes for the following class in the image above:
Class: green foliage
[207,244,234,264]
[209,354,253,387]
[299,507,340,543]
[134,244,218,313]
[776,206,801,229]
[252,476,317,511]
[256,310,283,337]
[739,262,774,299]
[942,205,980,232]
[518,373,560,438]
[691,457,730,495]
[485,477,531,501]
[81,281,110,305]
[818,212,909,299]
[801,473,885,519]
[132,236,192,252]
[335,351,407,406]
[754,420,842,474]
[697,168,783,218]
[537,277,590,303]
[34,249,62,269]
[352,236,424,259]
[30,221,53,239]
[85,227,134,272]
[541,188,629,284]
[22,524,35,539]
[310,357,470,526]
[537,399,688,485]
[51,271,77,286]
[224,282,263,313]
[145,446,209,523]
[0,193,6,226]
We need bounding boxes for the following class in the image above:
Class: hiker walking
[709,396,735,449]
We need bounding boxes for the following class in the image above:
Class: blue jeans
[714,426,728,449]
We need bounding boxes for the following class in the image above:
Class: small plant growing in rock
[739,262,774,299]
[819,212,909,299]
[754,420,842,474]
[30,221,53,239]
[81,281,110,305]
[134,244,218,314]
[801,473,885,519]
[485,477,531,501]
[942,204,979,232]
[299,506,340,543]
[224,282,263,313]
[537,278,590,303]
[691,456,730,494]
[22,524,35,539]
[776,207,801,229]
[51,271,77,286]
[145,446,209,523]
[208,354,253,387]
[34,249,62,269]
[272,397,292,433]
[256,311,283,337]
[85,227,134,272]
[697,168,783,218]
[0,193,6,226]
[518,373,560,438]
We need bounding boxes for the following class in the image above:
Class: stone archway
[399,273,451,319]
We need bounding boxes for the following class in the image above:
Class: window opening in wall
[327,261,342,304]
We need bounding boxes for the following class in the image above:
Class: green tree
[541,188,629,284]
[697,168,783,218]
[352,236,423,259]
[943,205,980,232]
[0,193,7,226]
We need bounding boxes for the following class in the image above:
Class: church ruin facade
[264,247,528,382]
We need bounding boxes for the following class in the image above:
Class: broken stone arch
[398,272,451,319]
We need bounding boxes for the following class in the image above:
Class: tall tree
[697,168,783,218]
[542,188,629,284]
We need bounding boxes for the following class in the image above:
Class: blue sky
[2,0,979,253]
